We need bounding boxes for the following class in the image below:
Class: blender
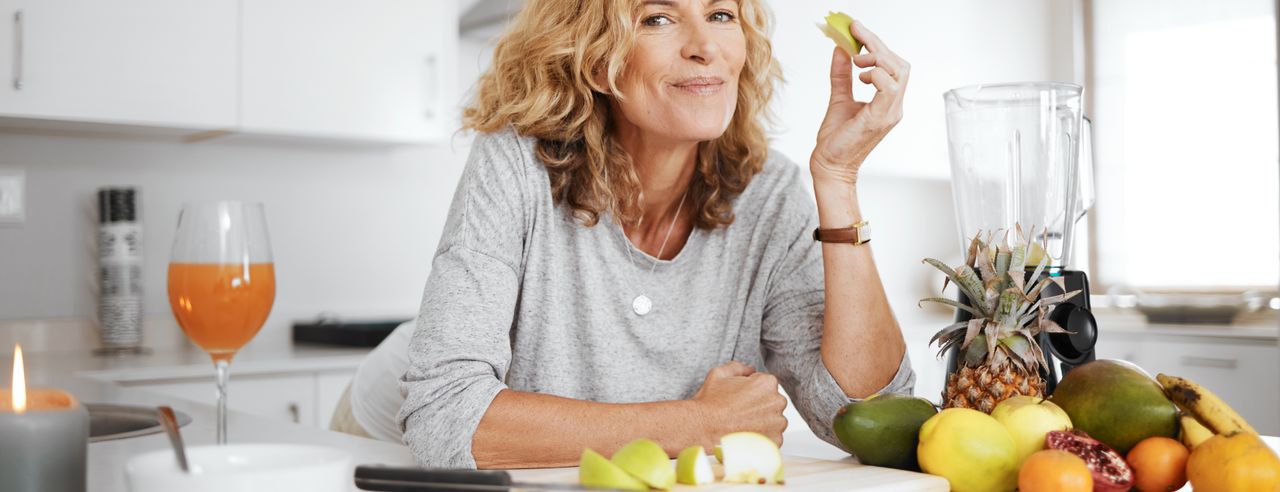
[942,82,1098,394]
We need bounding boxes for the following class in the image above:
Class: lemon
[918,408,1019,492]
[990,396,1072,466]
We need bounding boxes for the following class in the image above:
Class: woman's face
[611,0,747,143]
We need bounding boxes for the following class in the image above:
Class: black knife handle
[355,465,514,492]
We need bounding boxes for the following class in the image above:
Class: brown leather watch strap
[812,221,870,244]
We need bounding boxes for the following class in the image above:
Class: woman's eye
[709,10,736,23]
[642,14,673,27]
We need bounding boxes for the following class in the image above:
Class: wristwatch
[813,221,870,245]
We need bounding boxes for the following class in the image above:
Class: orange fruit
[1187,431,1280,492]
[1018,450,1093,492]
[1126,436,1189,492]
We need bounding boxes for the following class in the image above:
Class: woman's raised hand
[810,20,909,186]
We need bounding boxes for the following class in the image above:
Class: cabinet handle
[12,10,23,90]
[424,54,438,119]
[1180,356,1238,370]
[288,402,301,424]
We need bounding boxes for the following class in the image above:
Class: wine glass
[166,201,275,444]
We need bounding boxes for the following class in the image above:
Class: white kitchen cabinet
[315,371,355,428]
[1094,333,1280,436]
[0,0,238,130]
[133,373,318,427]
[124,369,357,429]
[239,0,458,143]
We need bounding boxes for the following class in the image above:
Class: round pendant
[632,295,652,316]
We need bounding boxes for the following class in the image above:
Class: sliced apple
[713,444,723,464]
[611,438,675,490]
[579,448,648,491]
[719,432,784,485]
[816,11,863,57]
[676,446,715,486]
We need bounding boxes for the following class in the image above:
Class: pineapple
[920,226,1081,413]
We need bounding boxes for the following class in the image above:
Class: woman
[398,0,913,469]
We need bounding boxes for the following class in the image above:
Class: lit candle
[0,344,89,492]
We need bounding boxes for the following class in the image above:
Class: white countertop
[75,344,371,383]
[11,345,415,492]
[11,338,1280,491]
[1094,309,1280,341]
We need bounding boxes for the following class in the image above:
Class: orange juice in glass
[167,201,274,444]
[167,263,275,362]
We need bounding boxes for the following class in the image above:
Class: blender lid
[944,82,1084,111]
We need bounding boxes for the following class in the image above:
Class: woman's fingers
[851,21,910,83]
[858,67,900,97]
[852,52,877,69]
[851,19,889,55]
[858,67,904,122]
[828,47,855,105]
[708,360,755,380]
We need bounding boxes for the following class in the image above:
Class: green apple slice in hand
[817,11,863,57]
[579,449,648,491]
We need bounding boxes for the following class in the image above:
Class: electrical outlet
[0,169,25,225]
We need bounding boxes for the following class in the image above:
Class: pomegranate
[1045,430,1134,492]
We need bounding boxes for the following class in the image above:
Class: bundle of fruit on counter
[822,230,1280,491]
[578,432,783,490]
[835,363,1280,492]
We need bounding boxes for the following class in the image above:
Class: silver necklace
[619,190,688,316]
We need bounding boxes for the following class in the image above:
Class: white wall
[0,38,494,348]
[0,1,1073,374]
[769,0,1078,180]
[0,131,470,333]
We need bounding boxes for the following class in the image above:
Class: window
[1087,0,1278,290]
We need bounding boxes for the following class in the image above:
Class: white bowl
[126,443,352,492]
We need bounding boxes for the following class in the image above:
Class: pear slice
[579,449,648,491]
[611,438,675,490]
[816,11,863,57]
[719,432,784,485]
[713,444,724,464]
[676,446,715,486]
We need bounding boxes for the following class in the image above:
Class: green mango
[833,393,938,471]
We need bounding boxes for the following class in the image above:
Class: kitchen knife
[354,465,610,492]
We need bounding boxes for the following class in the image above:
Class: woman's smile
[670,76,725,96]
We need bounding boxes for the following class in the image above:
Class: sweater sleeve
[397,129,530,468]
[758,164,916,453]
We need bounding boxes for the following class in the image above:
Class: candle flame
[12,344,25,413]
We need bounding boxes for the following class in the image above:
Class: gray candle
[1,345,89,492]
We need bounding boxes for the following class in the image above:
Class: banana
[1157,373,1257,436]
[1180,415,1214,449]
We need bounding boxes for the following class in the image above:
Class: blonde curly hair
[462,0,781,229]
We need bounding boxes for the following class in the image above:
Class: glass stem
[214,358,230,445]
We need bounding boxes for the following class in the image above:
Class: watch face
[859,223,871,242]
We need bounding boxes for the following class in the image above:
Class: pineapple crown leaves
[920,225,1083,371]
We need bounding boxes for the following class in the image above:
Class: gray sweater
[397,127,915,468]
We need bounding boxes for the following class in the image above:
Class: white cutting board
[510,455,950,491]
